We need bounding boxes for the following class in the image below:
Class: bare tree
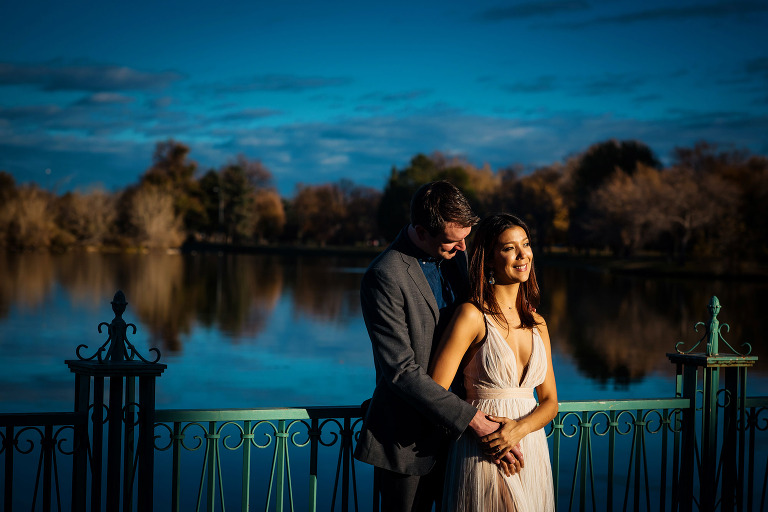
[4,186,56,250]
[130,186,184,248]
[659,166,740,263]
[57,189,116,246]
[590,164,668,256]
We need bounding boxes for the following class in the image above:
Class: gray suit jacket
[353,229,478,475]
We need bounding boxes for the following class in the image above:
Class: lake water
[0,250,766,414]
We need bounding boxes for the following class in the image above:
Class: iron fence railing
[1,292,765,511]
[152,406,363,512]
[1,411,85,511]
[3,398,766,511]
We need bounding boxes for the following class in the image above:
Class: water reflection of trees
[1,253,763,383]
[286,256,367,322]
[0,252,285,352]
[540,263,767,386]
[123,254,284,351]
[0,253,58,317]
[187,254,283,340]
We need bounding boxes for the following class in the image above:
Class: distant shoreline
[179,239,384,259]
[179,241,768,281]
[6,242,766,281]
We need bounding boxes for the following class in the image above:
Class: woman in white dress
[429,213,558,511]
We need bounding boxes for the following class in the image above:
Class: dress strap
[466,387,534,400]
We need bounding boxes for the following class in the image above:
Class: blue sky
[1,0,766,196]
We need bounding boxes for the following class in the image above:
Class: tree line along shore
[1,138,766,276]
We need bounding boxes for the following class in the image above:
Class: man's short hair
[410,181,479,236]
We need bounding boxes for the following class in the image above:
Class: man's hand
[468,409,501,437]
[469,410,524,472]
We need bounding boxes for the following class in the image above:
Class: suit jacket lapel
[404,253,439,321]
[392,230,439,321]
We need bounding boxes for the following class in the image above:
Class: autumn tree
[0,172,17,248]
[502,165,569,250]
[212,156,284,243]
[291,183,346,245]
[732,155,768,261]
[565,139,659,250]
[590,164,668,256]
[667,141,764,263]
[377,152,499,240]
[658,166,739,263]
[0,171,14,201]
[3,185,58,250]
[252,188,286,242]
[129,186,184,248]
[198,170,224,239]
[56,189,117,247]
[140,140,207,233]
[219,162,256,243]
[334,180,382,244]
[587,144,747,263]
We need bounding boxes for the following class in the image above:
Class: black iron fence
[1,293,765,511]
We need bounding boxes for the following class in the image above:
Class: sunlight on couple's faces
[492,226,533,284]
[424,223,471,260]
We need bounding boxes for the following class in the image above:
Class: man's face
[418,222,471,260]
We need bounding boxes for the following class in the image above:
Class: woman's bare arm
[428,302,484,388]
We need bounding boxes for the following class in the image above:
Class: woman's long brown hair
[468,213,541,331]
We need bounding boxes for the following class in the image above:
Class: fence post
[66,290,166,512]
[668,296,757,512]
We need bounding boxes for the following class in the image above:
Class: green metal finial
[675,296,752,356]
[76,290,162,363]
[705,296,721,355]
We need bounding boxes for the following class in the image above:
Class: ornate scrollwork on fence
[546,407,685,440]
[88,402,110,426]
[546,405,686,511]
[744,405,768,432]
[675,296,752,356]
[2,424,78,510]
[151,411,364,511]
[7,425,78,457]
[122,401,142,426]
[75,290,161,363]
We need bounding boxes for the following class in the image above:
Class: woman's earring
[487,270,495,285]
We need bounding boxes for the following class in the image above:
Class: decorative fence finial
[675,295,752,356]
[75,290,162,363]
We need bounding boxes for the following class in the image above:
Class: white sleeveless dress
[442,318,555,512]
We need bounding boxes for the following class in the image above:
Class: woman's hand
[481,415,528,463]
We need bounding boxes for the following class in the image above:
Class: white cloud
[319,154,349,166]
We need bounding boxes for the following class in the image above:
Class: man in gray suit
[354,181,513,511]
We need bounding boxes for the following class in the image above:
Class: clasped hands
[470,411,524,477]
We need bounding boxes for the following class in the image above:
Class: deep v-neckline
[485,319,536,387]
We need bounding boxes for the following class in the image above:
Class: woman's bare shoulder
[451,302,486,332]
[456,301,484,319]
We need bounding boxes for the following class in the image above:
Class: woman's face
[491,225,533,285]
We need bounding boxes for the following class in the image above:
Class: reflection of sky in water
[159,293,375,410]
[0,283,104,412]
[1,254,766,415]
[3,255,766,512]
